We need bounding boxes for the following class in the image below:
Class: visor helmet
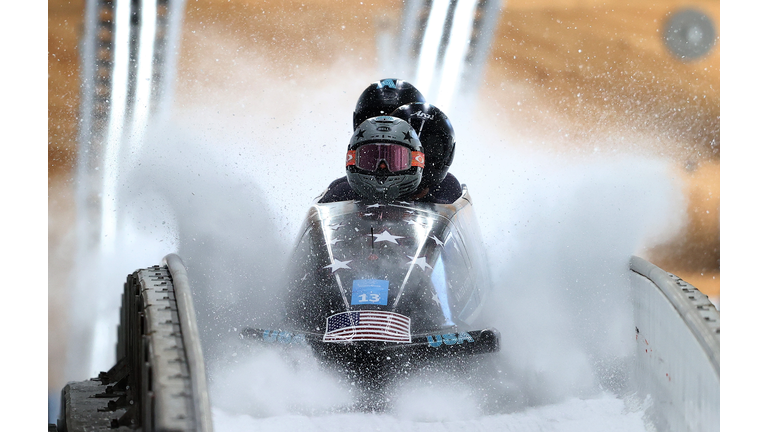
[346,116,425,201]
[353,79,426,131]
[390,103,456,191]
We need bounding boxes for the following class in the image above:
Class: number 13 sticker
[351,279,389,305]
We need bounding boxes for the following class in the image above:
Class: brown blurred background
[49,0,719,390]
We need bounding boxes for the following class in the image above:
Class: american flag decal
[323,311,411,343]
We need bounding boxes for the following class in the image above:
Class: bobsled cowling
[245,186,498,361]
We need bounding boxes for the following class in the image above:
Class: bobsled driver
[343,116,425,202]
[318,78,461,203]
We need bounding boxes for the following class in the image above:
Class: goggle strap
[346,150,356,166]
[411,151,425,168]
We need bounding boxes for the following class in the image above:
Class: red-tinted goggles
[347,143,425,172]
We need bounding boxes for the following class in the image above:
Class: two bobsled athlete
[318,78,462,204]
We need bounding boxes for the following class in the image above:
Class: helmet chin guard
[347,172,422,201]
[346,116,424,202]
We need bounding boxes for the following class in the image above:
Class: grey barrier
[54,255,213,432]
[162,254,213,432]
[629,255,720,432]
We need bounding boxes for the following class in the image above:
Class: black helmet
[390,103,456,190]
[346,116,425,201]
[353,79,426,131]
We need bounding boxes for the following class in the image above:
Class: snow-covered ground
[206,333,651,431]
[212,394,647,432]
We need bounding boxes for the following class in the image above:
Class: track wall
[54,255,212,432]
[629,256,720,432]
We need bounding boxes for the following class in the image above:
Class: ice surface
[212,393,647,432]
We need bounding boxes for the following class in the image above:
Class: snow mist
[69,65,685,429]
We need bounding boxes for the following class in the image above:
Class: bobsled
[241,185,500,377]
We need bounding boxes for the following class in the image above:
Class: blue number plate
[351,279,389,305]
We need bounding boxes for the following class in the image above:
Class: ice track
[211,395,647,432]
